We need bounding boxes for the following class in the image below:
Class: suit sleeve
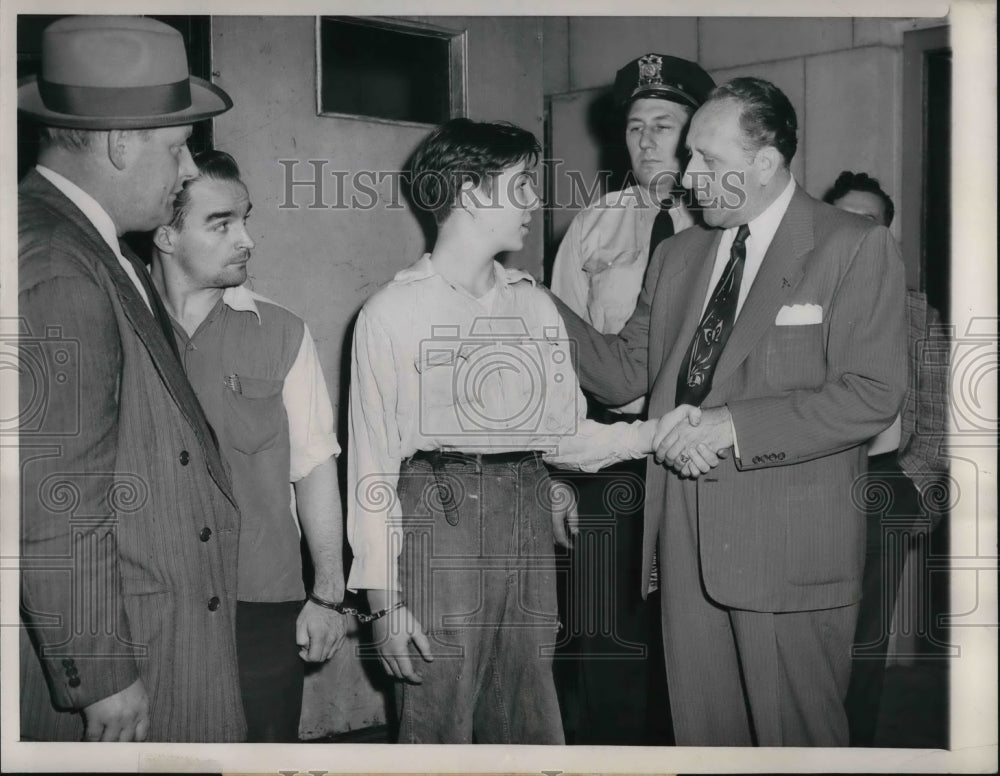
[19,273,140,711]
[550,247,661,407]
[728,226,908,468]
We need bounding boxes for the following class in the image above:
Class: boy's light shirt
[347,255,649,591]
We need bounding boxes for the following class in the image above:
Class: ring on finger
[678,453,690,464]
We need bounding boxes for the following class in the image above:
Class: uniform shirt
[551,186,694,413]
[173,285,340,601]
[348,255,650,591]
[35,165,152,311]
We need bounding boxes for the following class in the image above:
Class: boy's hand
[368,590,433,683]
[549,479,578,549]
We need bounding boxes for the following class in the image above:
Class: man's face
[625,97,692,196]
[469,159,539,254]
[125,125,198,230]
[832,190,888,227]
[168,177,254,290]
[683,99,763,229]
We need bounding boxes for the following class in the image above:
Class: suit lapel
[22,172,237,507]
[711,186,815,389]
[655,229,723,402]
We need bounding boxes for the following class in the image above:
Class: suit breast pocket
[223,376,285,454]
[764,324,826,392]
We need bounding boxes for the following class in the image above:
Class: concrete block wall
[543,15,950,262]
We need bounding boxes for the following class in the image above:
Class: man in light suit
[551,77,907,746]
[18,16,246,741]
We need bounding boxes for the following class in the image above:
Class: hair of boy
[408,118,541,226]
[822,170,895,227]
[170,149,243,230]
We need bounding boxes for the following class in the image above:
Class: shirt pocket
[223,376,285,454]
[764,323,826,392]
[582,248,644,277]
[414,348,468,409]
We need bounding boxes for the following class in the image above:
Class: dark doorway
[902,26,952,321]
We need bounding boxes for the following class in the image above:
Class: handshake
[640,404,735,479]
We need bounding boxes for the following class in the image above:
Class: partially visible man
[150,151,348,742]
[825,171,950,746]
[18,16,245,741]
[551,78,907,746]
[549,52,714,745]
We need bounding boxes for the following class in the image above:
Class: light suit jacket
[18,171,247,741]
[555,186,908,612]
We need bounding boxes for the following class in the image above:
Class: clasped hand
[647,404,734,478]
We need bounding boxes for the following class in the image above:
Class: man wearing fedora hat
[18,16,246,741]
[549,53,713,745]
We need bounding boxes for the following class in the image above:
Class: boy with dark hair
[347,118,699,743]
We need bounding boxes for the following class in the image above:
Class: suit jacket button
[62,658,74,668]
[179,450,190,466]
[199,527,212,542]
[752,456,760,464]
[207,596,221,611]
[68,676,81,688]
[778,452,785,460]
[66,666,79,677]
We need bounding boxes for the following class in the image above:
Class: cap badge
[637,54,664,87]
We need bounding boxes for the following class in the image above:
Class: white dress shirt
[701,175,797,319]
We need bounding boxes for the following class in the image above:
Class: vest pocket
[222,376,284,454]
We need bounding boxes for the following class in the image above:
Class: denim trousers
[394,451,565,744]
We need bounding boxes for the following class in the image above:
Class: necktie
[675,224,751,407]
[120,241,181,360]
[647,199,675,261]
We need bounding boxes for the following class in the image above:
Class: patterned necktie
[120,241,181,360]
[675,224,751,407]
[647,199,675,261]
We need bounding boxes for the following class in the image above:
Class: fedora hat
[18,16,232,129]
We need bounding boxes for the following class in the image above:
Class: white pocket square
[775,303,823,326]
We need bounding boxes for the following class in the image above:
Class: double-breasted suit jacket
[18,171,247,742]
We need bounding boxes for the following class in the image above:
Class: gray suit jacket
[18,171,247,741]
[555,186,907,612]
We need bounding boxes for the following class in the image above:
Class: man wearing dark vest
[18,16,245,741]
[149,150,348,742]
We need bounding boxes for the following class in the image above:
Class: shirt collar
[394,253,537,291]
[36,165,121,257]
[742,174,796,249]
[221,284,262,323]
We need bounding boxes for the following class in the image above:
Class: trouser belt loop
[426,451,461,526]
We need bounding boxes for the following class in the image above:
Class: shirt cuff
[346,538,399,593]
[729,409,741,460]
